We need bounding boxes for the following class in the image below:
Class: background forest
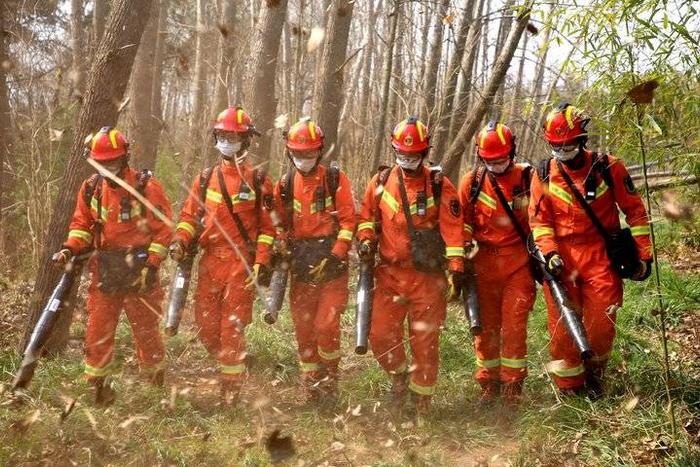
[0,0,698,465]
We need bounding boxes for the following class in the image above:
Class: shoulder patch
[624,174,637,194]
[449,199,460,217]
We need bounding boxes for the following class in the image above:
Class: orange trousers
[84,277,164,382]
[544,237,623,389]
[194,247,254,382]
[473,243,536,383]
[289,273,349,380]
[369,263,447,398]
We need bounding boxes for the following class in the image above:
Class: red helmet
[476,121,515,161]
[214,106,253,133]
[88,127,129,161]
[286,119,324,151]
[543,102,589,145]
[391,116,429,153]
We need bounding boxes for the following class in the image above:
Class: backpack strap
[468,165,486,204]
[429,165,443,218]
[374,165,393,232]
[522,164,533,192]
[592,152,614,189]
[216,167,255,251]
[280,168,296,233]
[537,157,552,182]
[326,161,341,207]
[197,167,214,222]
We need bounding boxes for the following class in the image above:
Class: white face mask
[395,154,422,171]
[551,145,579,161]
[216,140,242,159]
[293,157,316,173]
[484,159,511,174]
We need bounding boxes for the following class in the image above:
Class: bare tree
[0,5,12,258]
[442,4,531,182]
[422,0,449,122]
[314,0,355,158]
[92,0,108,46]
[22,0,155,353]
[245,0,289,163]
[70,0,86,98]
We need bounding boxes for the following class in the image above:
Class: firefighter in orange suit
[273,119,356,400]
[357,116,465,414]
[529,102,653,396]
[458,121,536,405]
[53,127,173,405]
[170,107,275,404]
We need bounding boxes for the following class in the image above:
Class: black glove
[358,240,375,262]
[631,259,653,281]
[446,270,466,301]
[544,251,564,277]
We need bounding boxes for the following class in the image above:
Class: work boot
[390,372,409,409]
[477,380,500,407]
[220,380,241,407]
[584,368,604,400]
[559,385,586,398]
[502,381,523,407]
[93,378,116,407]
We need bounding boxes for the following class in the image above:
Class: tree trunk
[442,5,530,183]
[179,0,208,200]
[92,0,108,46]
[369,2,399,170]
[506,27,529,124]
[213,0,236,111]
[313,0,355,160]
[0,7,12,258]
[358,0,377,155]
[491,0,515,119]
[479,0,490,87]
[448,0,483,144]
[245,0,288,163]
[431,0,475,159]
[21,0,154,354]
[146,0,167,169]
[70,0,86,98]
[422,0,449,122]
[129,0,159,170]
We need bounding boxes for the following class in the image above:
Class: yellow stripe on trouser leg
[408,380,435,396]
[317,347,342,361]
[220,363,246,375]
[551,363,585,378]
[300,362,320,373]
[476,358,501,369]
[501,357,528,369]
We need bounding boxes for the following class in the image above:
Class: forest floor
[0,231,699,466]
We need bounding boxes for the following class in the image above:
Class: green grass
[1,262,699,465]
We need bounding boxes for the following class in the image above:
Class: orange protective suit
[529,151,652,389]
[357,165,464,399]
[273,164,356,381]
[174,160,275,383]
[459,163,536,385]
[63,168,173,382]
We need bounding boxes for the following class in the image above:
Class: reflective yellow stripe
[409,197,435,215]
[293,199,302,213]
[84,363,111,377]
[476,357,501,369]
[148,242,168,258]
[464,224,473,233]
[90,198,108,221]
[68,229,92,242]
[631,225,651,236]
[177,221,196,236]
[552,364,585,378]
[358,221,375,232]
[533,226,554,240]
[408,380,435,396]
[545,110,557,131]
[236,108,244,124]
[300,362,320,373]
[479,129,487,149]
[393,120,407,140]
[501,357,528,369]
[549,183,573,205]
[257,234,274,245]
[220,363,246,375]
[318,347,342,361]
[337,229,353,241]
[416,121,426,142]
[381,190,400,213]
[478,191,497,210]
[206,189,222,204]
[496,123,506,145]
[595,180,609,198]
[108,129,119,149]
[308,121,317,140]
[445,246,464,257]
[565,105,575,129]
[310,196,333,214]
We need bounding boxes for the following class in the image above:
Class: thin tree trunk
[130,0,159,169]
[0,6,12,258]
[422,0,449,122]
[145,0,167,170]
[448,0,483,143]
[70,0,86,98]
[491,0,515,118]
[214,0,236,111]
[358,0,377,154]
[479,0,490,87]
[442,5,530,182]
[432,0,476,158]
[314,0,355,159]
[92,0,108,47]
[22,0,155,353]
[245,0,289,162]
[370,3,399,170]
[506,27,529,124]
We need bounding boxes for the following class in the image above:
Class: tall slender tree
[0,5,12,258]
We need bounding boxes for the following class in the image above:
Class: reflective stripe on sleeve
[357,221,375,232]
[148,242,168,258]
[533,226,554,240]
[257,234,274,245]
[68,229,93,242]
[176,221,196,237]
[631,225,651,236]
[445,246,465,257]
[337,229,353,241]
